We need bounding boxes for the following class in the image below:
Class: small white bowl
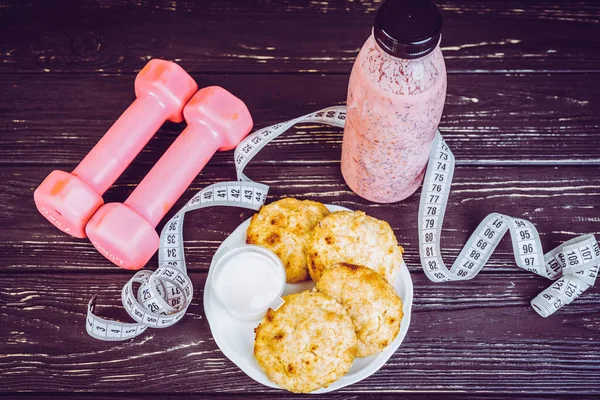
[210,244,286,321]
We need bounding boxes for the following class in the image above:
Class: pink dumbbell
[33,59,198,238]
[86,86,253,270]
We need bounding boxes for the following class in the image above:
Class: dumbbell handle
[73,96,169,195]
[124,124,222,227]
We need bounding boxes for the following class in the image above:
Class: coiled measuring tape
[418,135,599,317]
[86,106,346,340]
[87,105,598,340]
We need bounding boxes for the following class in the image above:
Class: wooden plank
[0,272,598,393]
[0,395,540,400]
[1,73,599,165]
[2,164,598,272]
[0,396,576,400]
[0,396,551,400]
[0,0,599,74]
[0,396,568,400]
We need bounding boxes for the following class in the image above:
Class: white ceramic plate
[203,204,413,394]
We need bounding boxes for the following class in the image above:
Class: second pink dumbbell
[86,86,253,270]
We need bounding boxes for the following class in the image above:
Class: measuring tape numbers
[87,105,597,340]
[86,107,347,340]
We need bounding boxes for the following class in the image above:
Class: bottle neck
[357,33,446,96]
[370,30,441,64]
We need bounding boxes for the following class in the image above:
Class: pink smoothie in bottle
[341,0,446,203]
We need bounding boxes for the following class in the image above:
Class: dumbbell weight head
[34,59,198,238]
[135,59,197,123]
[86,202,157,270]
[86,87,253,270]
[183,86,253,150]
[34,170,104,238]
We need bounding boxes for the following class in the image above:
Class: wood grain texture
[1,0,599,397]
[0,397,567,400]
[2,396,555,400]
[1,396,564,400]
[2,164,599,272]
[0,272,598,394]
[1,73,599,166]
[0,0,599,74]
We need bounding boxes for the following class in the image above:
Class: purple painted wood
[0,0,598,397]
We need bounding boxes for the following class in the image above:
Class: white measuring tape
[87,105,598,340]
[418,134,599,317]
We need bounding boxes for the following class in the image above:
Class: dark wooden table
[1,0,599,398]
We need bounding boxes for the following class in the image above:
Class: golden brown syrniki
[246,198,330,283]
[316,263,403,357]
[253,291,357,393]
[306,210,403,282]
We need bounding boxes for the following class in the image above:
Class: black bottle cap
[374,0,443,59]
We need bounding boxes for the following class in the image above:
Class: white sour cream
[212,245,285,320]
